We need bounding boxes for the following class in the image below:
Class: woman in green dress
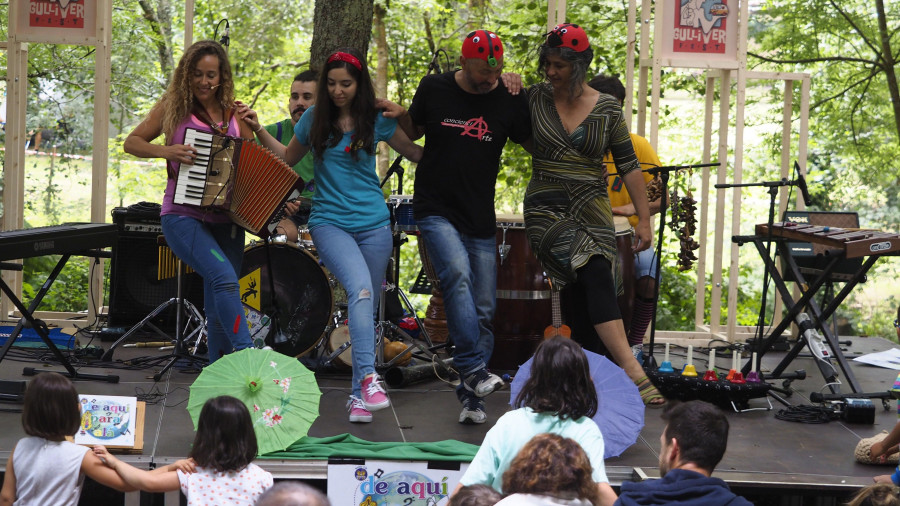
[524,23,664,407]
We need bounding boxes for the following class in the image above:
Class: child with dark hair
[94,395,272,504]
[239,47,423,423]
[0,373,184,505]
[450,484,503,506]
[453,337,616,504]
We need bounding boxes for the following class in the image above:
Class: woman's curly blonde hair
[159,40,235,141]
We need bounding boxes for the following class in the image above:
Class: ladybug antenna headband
[462,30,504,68]
[544,23,590,52]
[327,51,362,71]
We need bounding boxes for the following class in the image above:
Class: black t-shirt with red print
[409,71,531,238]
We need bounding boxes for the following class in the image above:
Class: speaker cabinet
[107,204,204,332]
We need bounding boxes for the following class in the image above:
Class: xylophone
[756,222,900,259]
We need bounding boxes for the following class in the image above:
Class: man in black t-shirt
[382,30,531,424]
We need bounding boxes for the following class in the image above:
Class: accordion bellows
[175,128,302,237]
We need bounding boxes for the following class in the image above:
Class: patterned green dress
[524,82,641,293]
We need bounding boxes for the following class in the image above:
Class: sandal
[635,375,666,408]
[856,430,900,465]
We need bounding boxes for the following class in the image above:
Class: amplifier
[779,211,864,283]
[106,203,204,335]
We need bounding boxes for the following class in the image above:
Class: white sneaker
[459,398,487,424]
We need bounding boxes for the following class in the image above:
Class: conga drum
[417,239,449,344]
[492,214,551,371]
[614,216,636,333]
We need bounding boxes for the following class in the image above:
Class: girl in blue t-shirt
[239,48,423,423]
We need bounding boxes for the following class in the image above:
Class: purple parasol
[509,349,644,458]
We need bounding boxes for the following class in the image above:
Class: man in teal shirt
[259,70,317,242]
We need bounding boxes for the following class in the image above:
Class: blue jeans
[160,215,252,362]
[311,224,392,398]
[417,216,496,400]
[634,246,658,279]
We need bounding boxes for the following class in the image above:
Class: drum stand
[101,239,207,380]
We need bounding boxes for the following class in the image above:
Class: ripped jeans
[160,214,252,362]
[310,224,392,398]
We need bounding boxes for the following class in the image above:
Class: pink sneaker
[348,396,372,423]
[360,373,390,411]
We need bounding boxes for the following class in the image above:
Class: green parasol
[187,348,321,455]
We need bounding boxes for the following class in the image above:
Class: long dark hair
[189,396,258,472]
[309,47,376,161]
[22,372,81,440]
[514,336,598,419]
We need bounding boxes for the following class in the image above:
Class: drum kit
[239,194,450,383]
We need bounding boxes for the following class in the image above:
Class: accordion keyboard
[174,128,234,207]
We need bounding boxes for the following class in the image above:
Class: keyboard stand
[0,252,119,385]
[733,234,866,394]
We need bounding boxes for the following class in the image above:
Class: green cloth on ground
[261,433,479,462]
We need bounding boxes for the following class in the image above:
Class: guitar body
[544,323,571,339]
[543,285,571,339]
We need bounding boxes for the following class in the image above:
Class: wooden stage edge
[2,331,900,505]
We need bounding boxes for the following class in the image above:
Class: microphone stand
[714,177,801,375]
[641,162,719,368]
[380,156,406,288]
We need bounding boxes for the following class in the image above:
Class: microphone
[428,51,440,74]
[218,19,230,48]
[794,161,811,207]
[379,156,405,189]
[385,155,404,178]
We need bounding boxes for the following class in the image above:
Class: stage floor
[1,329,899,504]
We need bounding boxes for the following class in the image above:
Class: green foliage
[22,256,100,312]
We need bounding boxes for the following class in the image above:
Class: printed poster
[28,0,86,28]
[74,394,137,448]
[660,0,738,64]
[328,459,469,505]
[14,0,99,44]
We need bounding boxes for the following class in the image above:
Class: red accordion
[174,128,302,237]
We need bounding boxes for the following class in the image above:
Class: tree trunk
[374,3,390,179]
[311,0,375,72]
[875,0,900,143]
[138,0,175,79]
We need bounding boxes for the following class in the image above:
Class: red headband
[461,30,504,67]
[327,51,362,71]
[545,23,590,52]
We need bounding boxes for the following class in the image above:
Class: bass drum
[240,242,333,357]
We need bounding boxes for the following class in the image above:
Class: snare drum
[388,195,416,233]
[239,242,333,357]
[325,325,352,369]
[493,213,551,371]
[298,227,315,251]
[613,216,636,332]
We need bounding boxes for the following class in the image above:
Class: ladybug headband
[461,30,504,68]
[545,23,590,52]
